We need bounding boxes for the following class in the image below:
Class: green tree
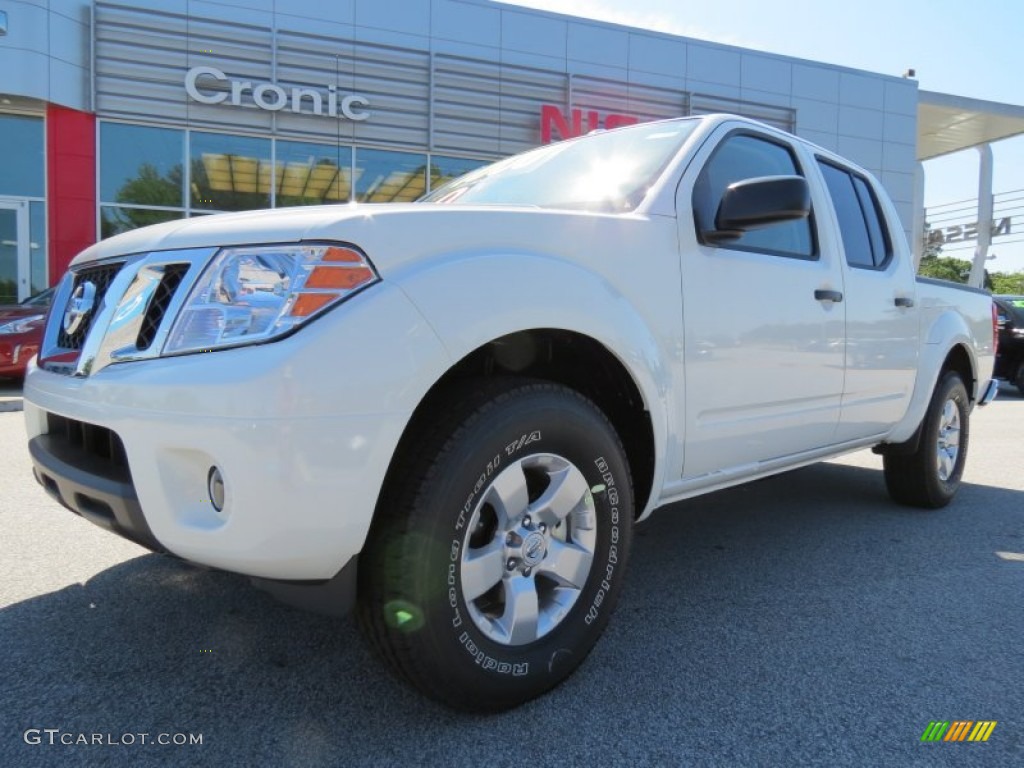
[988,271,1024,295]
[116,163,182,207]
[917,254,972,284]
[922,221,944,260]
[101,163,184,238]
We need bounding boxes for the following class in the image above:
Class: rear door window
[818,159,892,269]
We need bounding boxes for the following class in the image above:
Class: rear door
[814,159,918,441]
[675,126,846,479]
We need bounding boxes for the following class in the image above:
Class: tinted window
[429,155,488,193]
[355,148,427,203]
[190,132,272,211]
[101,206,183,239]
[30,201,47,294]
[276,141,353,206]
[694,134,813,258]
[0,115,44,198]
[100,123,184,206]
[818,159,892,269]
[818,161,873,268]
[853,176,891,266]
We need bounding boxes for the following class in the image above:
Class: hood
[68,202,647,283]
[71,204,428,266]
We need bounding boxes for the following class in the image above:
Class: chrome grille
[56,262,124,350]
[136,264,189,351]
[38,247,216,377]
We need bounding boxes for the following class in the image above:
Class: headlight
[0,314,45,335]
[165,243,377,355]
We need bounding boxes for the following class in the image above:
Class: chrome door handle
[814,289,843,303]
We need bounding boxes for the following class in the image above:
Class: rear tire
[357,379,633,711]
[883,370,970,509]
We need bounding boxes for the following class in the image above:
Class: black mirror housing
[706,175,811,242]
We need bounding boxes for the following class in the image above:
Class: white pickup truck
[25,115,997,711]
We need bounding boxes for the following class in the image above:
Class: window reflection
[355,149,427,203]
[276,141,353,206]
[0,208,17,303]
[101,206,184,239]
[430,155,487,193]
[29,202,47,294]
[0,115,44,198]
[100,123,184,207]
[191,132,272,211]
[94,123,494,240]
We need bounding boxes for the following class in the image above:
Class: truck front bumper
[29,419,163,552]
[23,283,449,582]
[24,387,407,581]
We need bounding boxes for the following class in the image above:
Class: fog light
[208,467,225,512]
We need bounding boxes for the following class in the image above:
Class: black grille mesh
[136,264,189,351]
[46,413,129,472]
[56,262,124,350]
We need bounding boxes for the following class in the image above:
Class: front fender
[394,250,675,519]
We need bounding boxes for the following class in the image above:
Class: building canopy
[918,90,1024,160]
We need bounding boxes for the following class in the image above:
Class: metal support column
[912,161,925,270]
[968,143,993,288]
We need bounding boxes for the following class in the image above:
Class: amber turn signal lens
[322,246,365,263]
[291,293,338,317]
[305,265,375,289]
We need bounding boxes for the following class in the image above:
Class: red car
[0,288,53,380]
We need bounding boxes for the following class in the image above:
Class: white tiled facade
[0,0,920,235]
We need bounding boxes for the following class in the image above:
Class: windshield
[21,287,54,306]
[422,119,699,213]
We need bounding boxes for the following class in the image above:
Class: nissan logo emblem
[63,281,97,335]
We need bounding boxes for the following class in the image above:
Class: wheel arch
[383,329,659,519]
[940,343,976,400]
[882,341,978,451]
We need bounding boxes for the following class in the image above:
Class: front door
[676,127,846,480]
[0,199,30,302]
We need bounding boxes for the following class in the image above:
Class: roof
[918,90,1024,160]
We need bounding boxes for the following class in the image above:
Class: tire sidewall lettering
[441,420,628,678]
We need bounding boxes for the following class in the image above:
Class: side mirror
[705,175,811,242]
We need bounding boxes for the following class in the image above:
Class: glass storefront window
[0,208,17,303]
[101,206,184,239]
[95,123,492,241]
[276,141,353,207]
[191,132,272,211]
[29,202,47,295]
[100,123,184,207]
[355,149,427,203]
[429,155,487,194]
[0,115,45,198]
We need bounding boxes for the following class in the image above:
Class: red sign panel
[540,104,640,143]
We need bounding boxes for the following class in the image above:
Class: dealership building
[3,0,1024,302]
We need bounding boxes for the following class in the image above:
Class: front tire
[358,379,633,711]
[883,370,970,508]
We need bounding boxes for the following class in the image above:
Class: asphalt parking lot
[1,383,1022,767]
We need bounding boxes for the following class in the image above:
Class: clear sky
[503,0,1024,272]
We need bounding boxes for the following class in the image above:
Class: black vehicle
[994,295,1024,394]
